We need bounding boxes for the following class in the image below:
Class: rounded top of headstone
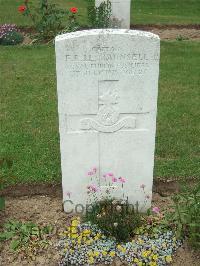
[55,29,160,43]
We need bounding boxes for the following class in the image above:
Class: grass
[0,41,200,185]
[0,0,200,27]
[0,45,60,184]
[132,0,200,25]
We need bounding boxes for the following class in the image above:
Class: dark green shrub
[85,199,142,242]
[0,31,24,46]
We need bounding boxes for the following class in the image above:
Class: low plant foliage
[18,0,80,40]
[0,24,23,45]
[0,220,53,257]
[85,199,142,242]
[168,179,200,248]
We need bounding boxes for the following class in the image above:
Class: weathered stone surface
[55,29,160,212]
[95,0,131,28]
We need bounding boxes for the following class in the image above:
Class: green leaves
[21,0,70,40]
[0,196,5,210]
[10,239,20,250]
[85,198,142,242]
[169,179,200,248]
[0,231,14,241]
[0,220,53,254]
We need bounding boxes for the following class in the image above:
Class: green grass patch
[0,0,199,27]
[0,45,60,184]
[0,41,199,185]
[156,41,200,177]
[132,0,200,25]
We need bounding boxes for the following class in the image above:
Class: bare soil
[1,177,197,198]
[146,28,200,40]
[132,25,200,40]
[0,193,199,266]
[20,26,200,45]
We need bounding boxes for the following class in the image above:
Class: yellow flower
[71,219,80,227]
[94,251,100,257]
[109,251,115,257]
[149,262,157,266]
[138,238,144,244]
[71,228,78,233]
[94,233,101,240]
[86,240,92,245]
[117,244,122,250]
[165,255,173,263]
[117,245,126,253]
[152,254,158,261]
[69,249,74,254]
[102,250,107,256]
[142,250,151,257]
[87,251,93,256]
[88,257,94,264]
[82,229,91,235]
[71,233,78,239]
[134,258,139,263]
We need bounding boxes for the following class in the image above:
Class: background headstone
[55,29,160,212]
[95,0,131,28]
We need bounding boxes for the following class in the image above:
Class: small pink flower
[87,171,93,176]
[152,206,160,214]
[87,184,99,193]
[112,176,118,183]
[93,167,97,173]
[108,173,114,177]
[118,177,126,183]
[147,217,153,225]
[140,184,145,190]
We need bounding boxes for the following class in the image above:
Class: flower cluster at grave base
[0,24,24,45]
[85,169,144,242]
[58,216,182,266]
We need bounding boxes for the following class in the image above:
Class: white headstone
[55,29,160,213]
[95,0,131,28]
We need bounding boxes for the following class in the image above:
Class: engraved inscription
[97,81,119,126]
[64,47,158,76]
[80,117,136,133]
[80,80,136,133]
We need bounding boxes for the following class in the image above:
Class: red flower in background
[70,7,78,14]
[18,5,26,13]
